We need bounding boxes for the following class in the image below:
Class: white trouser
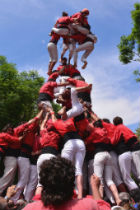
[73,75,82,80]
[88,159,94,195]
[74,41,94,65]
[61,41,76,59]
[47,42,58,62]
[104,182,115,204]
[94,151,114,187]
[52,27,69,36]
[39,100,52,108]
[0,156,17,195]
[67,87,84,119]
[69,40,76,59]
[67,104,84,119]
[82,159,88,191]
[61,139,85,176]
[118,151,138,191]
[71,24,89,35]
[132,150,140,180]
[11,157,30,203]
[37,153,56,187]
[24,164,38,202]
[110,151,123,186]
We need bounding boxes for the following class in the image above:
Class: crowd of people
[0,8,140,210]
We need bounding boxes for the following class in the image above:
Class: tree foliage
[117,3,140,82]
[0,55,45,130]
[136,124,140,141]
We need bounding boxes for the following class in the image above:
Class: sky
[0,0,140,131]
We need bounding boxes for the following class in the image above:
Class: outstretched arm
[27,109,44,125]
[57,82,70,87]
[76,84,92,92]
[40,112,50,131]
[46,107,57,122]
[90,111,99,122]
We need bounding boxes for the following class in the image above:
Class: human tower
[0,8,140,206]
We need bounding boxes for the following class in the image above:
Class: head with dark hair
[113,116,123,126]
[102,118,111,123]
[62,88,71,99]
[130,188,140,203]
[94,119,103,128]
[61,57,67,65]
[62,12,68,16]
[2,123,14,135]
[40,156,75,207]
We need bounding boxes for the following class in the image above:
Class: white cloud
[93,95,140,126]
[80,51,140,126]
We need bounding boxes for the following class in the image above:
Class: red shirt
[32,135,41,153]
[50,33,60,44]
[71,12,89,25]
[14,123,28,137]
[67,78,90,93]
[53,118,76,137]
[39,81,57,99]
[12,123,29,149]
[86,127,110,145]
[102,121,116,143]
[75,118,89,139]
[23,198,111,210]
[70,33,87,44]
[55,16,71,28]
[48,72,59,81]
[0,133,19,153]
[111,124,137,145]
[40,130,60,150]
[57,65,80,77]
[22,118,39,148]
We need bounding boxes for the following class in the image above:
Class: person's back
[23,197,110,210]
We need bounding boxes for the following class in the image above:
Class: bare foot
[82,61,87,69]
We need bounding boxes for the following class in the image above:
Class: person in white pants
[60,38,76,64]
[48,109,86,199]
[24,133,41,202]
[0,125,22,196]
[118,151,138,191]
[112,116,139,192]
[73,39,94,69]
[47,42,58,75]
[24,164,38,202]
[47,32,60,75]
[110,151,127,192]
[35,111,60,195]
[70,8,90,35]
[11,111,43,203]
[131,140,140,181]
[0,156,17,195]
[52,12,70,36]
[11,156,31,203]
[61,138,86,199]
[85,120,121,205]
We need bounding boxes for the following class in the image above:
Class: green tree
[136,124,140,141]
[117,3,140,82]
[0,55,45,130]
